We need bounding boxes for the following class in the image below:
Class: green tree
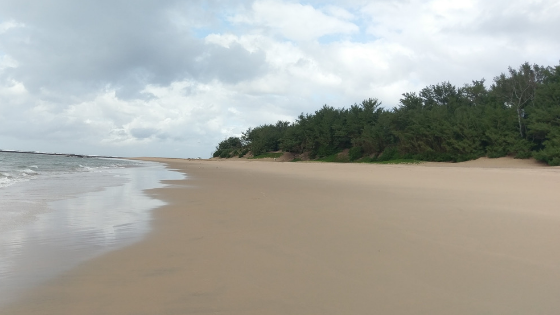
[213,136,243,158]
[243,121,289,156]
[528,65,560,165]
[214,61,559,164]
[491,62,546,138]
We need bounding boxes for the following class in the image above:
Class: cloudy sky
[0,0,558,157]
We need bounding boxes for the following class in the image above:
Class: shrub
[349,146,363,161]
[316,145,337,158]
[317,152,349,163]
[378,147,400,161]
[533,146,560,165]
[250,152,283,159]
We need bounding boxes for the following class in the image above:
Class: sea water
[0,152,183,306]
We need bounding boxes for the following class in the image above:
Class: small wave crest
[0,177,12,187]
[0,153,140,190]
[77,165,96,172]
[106,163,126,169]
[19,169,38,176]
[0,175,27,188]
[76,163,129,172]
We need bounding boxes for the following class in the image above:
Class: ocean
[0,151,182,306]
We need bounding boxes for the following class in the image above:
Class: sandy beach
[2,158,560,314]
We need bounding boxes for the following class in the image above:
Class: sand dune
[3,159,560,314]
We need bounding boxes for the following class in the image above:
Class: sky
[0,0,559,158]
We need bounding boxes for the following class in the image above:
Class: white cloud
[0,79,26,97]
[323,5,355,21]
[0,54,18,70]
[232,0,359,41]
[0,20,24,33]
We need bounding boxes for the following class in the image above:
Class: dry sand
[2,157,560,314]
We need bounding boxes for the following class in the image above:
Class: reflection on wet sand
[0,162,182,307]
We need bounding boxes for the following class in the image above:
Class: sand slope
[3,159,560,314]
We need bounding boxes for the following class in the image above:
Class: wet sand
[3,158,560,314]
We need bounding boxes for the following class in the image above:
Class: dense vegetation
[213,62,560,165]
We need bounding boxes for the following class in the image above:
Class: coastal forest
[213,62,560,165]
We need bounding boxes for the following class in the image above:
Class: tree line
[213,62,560,165]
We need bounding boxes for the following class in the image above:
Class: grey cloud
[130,127,158,139]
[0,0,258,99]
[194,42,269,83]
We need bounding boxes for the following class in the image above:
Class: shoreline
[0,160,180,308]
[3,158,560,314]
